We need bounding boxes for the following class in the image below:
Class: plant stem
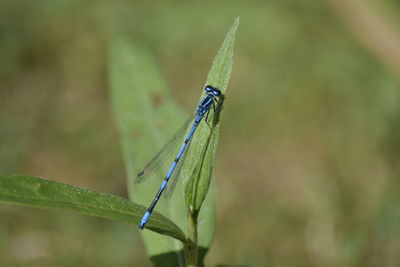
[184,211,198,267]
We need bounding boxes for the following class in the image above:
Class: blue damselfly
[136,85,222,229]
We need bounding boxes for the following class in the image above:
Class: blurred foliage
[1,0,400,266]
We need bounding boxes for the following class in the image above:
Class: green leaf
[108,17,239,264]
[184,18,239,217]
[0,174,186,242]
[109,38,190,259]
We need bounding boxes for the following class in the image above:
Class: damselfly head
[205,85,221,97]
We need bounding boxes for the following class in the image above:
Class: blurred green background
[1,0,400,266]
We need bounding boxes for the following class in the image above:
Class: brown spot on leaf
[150,91,165,108]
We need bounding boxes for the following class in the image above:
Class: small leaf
[184,18,239,217]
[184,129,219,217]
[0,174,186,242]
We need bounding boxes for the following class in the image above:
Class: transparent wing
[135,114,195,183]
[164,136,194,199]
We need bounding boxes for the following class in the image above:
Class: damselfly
[136,85,222,229]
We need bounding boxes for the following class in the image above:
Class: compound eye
[205,85,213,92]
[213,89,221,96]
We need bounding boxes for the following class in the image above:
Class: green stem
[184,211,198,267]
